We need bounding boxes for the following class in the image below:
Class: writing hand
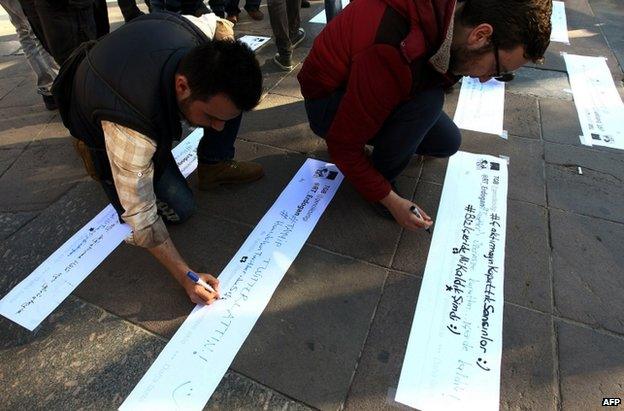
[184,272,220,305]
[380,191,433,231]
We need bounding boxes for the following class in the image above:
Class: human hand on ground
[380,191,433,231]
[183,272,220,305]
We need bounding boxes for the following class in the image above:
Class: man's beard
[448,43,492,76]
[178,96,197,127]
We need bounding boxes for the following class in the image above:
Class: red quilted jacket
[298,0,458,201]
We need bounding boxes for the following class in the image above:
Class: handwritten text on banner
[120,158,343,411]
[395,151,508,411]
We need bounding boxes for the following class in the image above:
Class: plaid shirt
[102,121,169,248]
[99,14,233,248]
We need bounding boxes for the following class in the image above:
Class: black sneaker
[301,0,311,7]
[42,94,57,111]
[291,28,306,49]
[273,53,293,71]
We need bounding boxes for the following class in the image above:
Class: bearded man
[298,0,552,230]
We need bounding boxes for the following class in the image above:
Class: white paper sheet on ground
[395,151,508,411]
[309,0,350,24]
[0,129,205,331]
[120,159,343,411]
[454,77,506,138]
[564,53,624,150]
[238,35,271,51]
[550,1,570,44]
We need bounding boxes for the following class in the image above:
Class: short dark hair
[177,40,263,111]
[459,0,552,62]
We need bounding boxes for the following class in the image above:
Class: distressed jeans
[0,0,58,95]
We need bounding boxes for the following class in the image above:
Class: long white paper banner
[395,151,508,410]
[119,159,343,411]
[454,78,506,138]
[550,1,569,44]
[0,130,204,331]
[564,53,624,150]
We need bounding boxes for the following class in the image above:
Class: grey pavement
[1,1,624,410]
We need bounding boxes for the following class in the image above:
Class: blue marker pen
[186,271,217,294]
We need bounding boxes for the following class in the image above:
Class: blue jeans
[102,114,242,224]
[304,87,461,183]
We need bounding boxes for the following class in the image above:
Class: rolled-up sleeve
[102,121,170,248]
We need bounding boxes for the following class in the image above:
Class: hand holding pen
[185,271,221,305]
[410,205,433,234]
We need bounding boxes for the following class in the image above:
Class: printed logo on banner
[476,159,500,171]
[314,168,338,180]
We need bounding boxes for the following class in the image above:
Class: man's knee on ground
[157,199,196,224]
[430,126,462,158]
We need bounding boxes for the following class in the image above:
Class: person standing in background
[17,0,99,65]
[0,0,59,110]
[267,0,304,70]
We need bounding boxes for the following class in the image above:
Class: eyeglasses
[493,39,515,82]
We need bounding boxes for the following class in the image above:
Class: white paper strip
[564,53,624,150]
[120,159,343,411]
[309,0,349,24]
[395,151,508,411]
[550,1,570,44]
[238,35,271,51]
[0,129,205,331]
[454,77,506,138]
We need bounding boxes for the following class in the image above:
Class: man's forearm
[147,237,190,284]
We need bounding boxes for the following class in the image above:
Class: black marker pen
[409,205,432,234]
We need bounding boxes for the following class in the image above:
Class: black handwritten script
[447,204,476,334]
[16,211,122,315]
[193,180,332,356]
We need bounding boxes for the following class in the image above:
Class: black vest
[58,12,209,186]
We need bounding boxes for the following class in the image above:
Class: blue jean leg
[197,113,242,164]
[304,87,461,183]
[153,159,196,224]
[370,87,461,182]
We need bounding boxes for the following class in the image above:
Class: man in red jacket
[298,0,551,230]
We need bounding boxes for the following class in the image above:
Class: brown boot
[246,8,264,20]
[198,160,264,190]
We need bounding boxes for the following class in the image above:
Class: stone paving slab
[308,174,415,267]
[0,182,108,294]
[231,245,388,410]
[504,200,552,312]
[0,74,40,109]
[0,210,37,241]
[550,209,624,335]
[344,272,557,410]
[544,142,624,223]
[0,55,33,79]
[239,93,325,155]
[0,294,307,410]
[0,140,88,212]
[421,132,546,206]
[507,67,572,101]
[0,146,21,175]
[540,97,583,146]
[392,181,441,276]
[557,321,624,411]
[0,296,166,411]
[443,87,542,140]
[589,0,624,70]
[0,105,54,148]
